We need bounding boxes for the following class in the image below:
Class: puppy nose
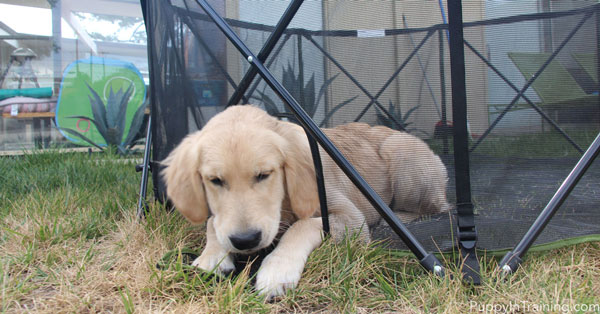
[229,230,262,251]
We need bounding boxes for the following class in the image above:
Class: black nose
[229,230,262,251]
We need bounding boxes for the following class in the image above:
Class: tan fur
[161,105,450,298]
[161,131,208,224]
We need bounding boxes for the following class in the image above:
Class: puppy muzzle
[229,230,262,251]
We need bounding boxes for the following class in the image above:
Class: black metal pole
[138,0,157,218]
[298,34,329,235]
[137,115,153,220]
[447,0,480,284]
[307,135,330,234]
[439,29,449,155]
[194,0,445,276]
[499,132,600,274]
[227,0,305,107]
[51,0,62,96]
[596,7,600,129]
[244,34,293,103]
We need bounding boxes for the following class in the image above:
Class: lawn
[1,151,599,313]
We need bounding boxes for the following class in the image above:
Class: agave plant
[255,62,356,125]
[60,82,146,154]
[375,100,422,133]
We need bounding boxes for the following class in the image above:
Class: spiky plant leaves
[254,62,354,122]
[105,127,122,147]
[58,127,104,150]
[319,95,358,127]
[84,85,123,145]
[102,84,134,146]
[375,101,397,129]
[316,73,340,108]
[303,74,316,117]
[282,63,296,95]
[375,102,391,128]
[66,115,104,131]
[254,91,279,116]
[62,114,109,149]
[106,85,121,129]
[114,84,134,140]
[375,100,421,132]
[71,81,140,153]
[403,103,421,123]
[282,63,303,111]
[85,82,109,139]
[122,101,147,148]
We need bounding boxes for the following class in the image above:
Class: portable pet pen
[138,0,600,282]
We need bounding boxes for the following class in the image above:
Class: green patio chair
[507,52,594,106]
[572,53,597,84]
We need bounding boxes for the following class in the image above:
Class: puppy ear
[161,132,208,224]
[276,121,320,219]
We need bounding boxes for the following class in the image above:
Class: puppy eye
[210,177,224,186]
[255,172,270,182]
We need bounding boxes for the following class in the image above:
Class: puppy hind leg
[394,211,421,223]
[325,193,372,243]
[381,133,451,215]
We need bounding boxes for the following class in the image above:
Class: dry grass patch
[1,151,599,313]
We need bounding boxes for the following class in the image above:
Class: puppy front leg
[255,218,323,299]
[192,217,235,275]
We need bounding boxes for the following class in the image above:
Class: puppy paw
[192,251,234,276]
[255,254,304,299]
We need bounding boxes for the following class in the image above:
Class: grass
[428,127,598,158]
[1,150,599,313]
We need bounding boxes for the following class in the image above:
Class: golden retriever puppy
[161,105,450,298]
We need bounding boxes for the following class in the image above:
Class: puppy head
[161,106,319,254]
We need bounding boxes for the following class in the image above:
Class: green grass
[428,127,598,158]
[1,150,599,312]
